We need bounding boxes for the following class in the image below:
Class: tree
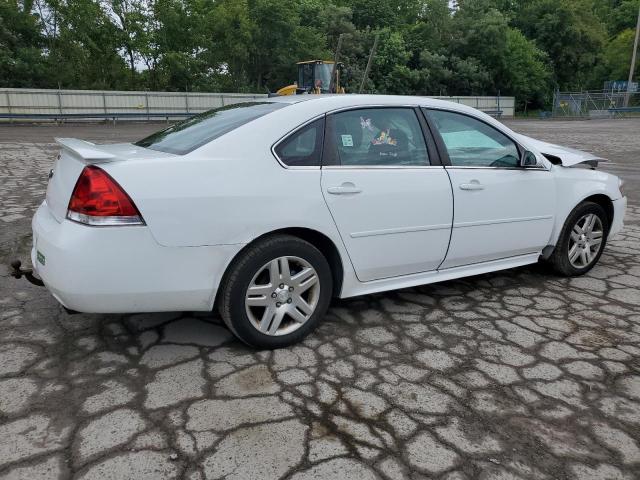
[603,29,640,81]
[452,6,510,81]
[369,28,410,93]
[513,0,607,90]
[337,0,421,30]
[28,0,131,89]
[110,0,150,88]
[404,0,452,58]
[0,0,48,87]
[409,51,490,95]
[204,0,254,91]
[503,28,552,109]
[606,0,640,34]
[0,0,626,111]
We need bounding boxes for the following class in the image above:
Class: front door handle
[327,182,362,195]
[459,180,484,191]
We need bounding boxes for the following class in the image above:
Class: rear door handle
[459,181,484,191]
[327,182,362,195]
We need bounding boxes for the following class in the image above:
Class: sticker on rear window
[360,117,374,131]
[341,134,354,147]
[372,129,397,146]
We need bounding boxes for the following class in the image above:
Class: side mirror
[520,150,539,168]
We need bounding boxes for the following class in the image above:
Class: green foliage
[606,0,640,33]
[0,1,48,87]
[603,29,640,81]
[503,28,552,108]
[513,0,608,90]
[336,0,422,29]
[0,0,637,110]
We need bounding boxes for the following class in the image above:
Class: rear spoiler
[55,138,117,162]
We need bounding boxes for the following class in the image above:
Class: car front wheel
[219,235,333,348]
[549,201,609,276]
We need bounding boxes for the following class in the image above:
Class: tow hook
[10,260,45,287]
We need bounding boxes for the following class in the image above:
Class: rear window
[135,102,286,155]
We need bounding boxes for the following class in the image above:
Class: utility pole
[359,34,379,94]
[329,34,344,94]
[624,4,640,107]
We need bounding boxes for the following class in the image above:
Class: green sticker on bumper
[37,250,45,266]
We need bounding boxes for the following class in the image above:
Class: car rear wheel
[219,235,332,348]
[549,201,609,276]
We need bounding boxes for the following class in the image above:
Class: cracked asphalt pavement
[0,119,639,480]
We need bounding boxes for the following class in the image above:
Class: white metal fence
[0,88,267,120]
[428,95,514,117]
[0,88,515,120]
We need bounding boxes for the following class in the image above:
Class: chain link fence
[552,90,640,118]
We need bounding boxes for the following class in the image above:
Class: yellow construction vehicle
[276,60,346,95]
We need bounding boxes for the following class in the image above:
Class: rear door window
[324,108,430,166]
[136,102,286,155]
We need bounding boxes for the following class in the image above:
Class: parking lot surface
[0,119,639,480]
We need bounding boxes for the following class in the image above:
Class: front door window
[427,109,519,168]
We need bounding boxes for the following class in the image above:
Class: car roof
[266,94,482,115]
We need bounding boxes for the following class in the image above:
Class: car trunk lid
[46,138,175,222]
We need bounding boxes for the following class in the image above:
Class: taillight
[67,166,144,226]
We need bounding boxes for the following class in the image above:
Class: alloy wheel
[568,213,604,269]
[244,256,320,336]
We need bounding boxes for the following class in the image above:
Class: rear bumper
[609,196,626,239]
[32,202,244,313]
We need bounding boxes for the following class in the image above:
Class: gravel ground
[0,118,639,480]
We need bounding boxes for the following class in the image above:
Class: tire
[549,201,609,277]
[219,234,333,349]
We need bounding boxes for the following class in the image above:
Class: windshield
[135,102,286,155]
[316,64,332,92]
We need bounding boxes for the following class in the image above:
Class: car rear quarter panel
[104,156,340,249]
[101,107,344,249]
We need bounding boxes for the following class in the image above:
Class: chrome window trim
[445,165,549,171]
[322,165,444,170]
[270,114,325,170]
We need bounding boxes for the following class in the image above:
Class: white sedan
[29,95,626,348]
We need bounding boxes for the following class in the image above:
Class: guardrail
[479,109,503,118]
[0,112,194,125]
